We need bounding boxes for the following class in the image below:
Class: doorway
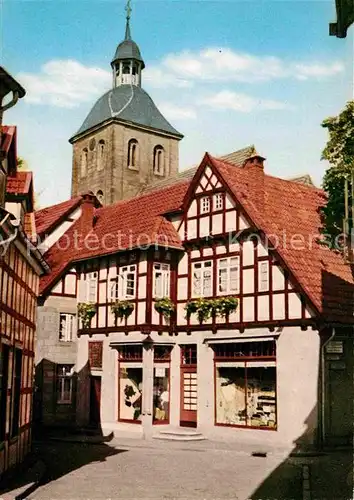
[89,376,101,427]
[180,345,197,428]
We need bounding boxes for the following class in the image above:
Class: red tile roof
[35,196,82,237]
[6,171,33,195]
[39,181,189,295]
[39,154,354,323]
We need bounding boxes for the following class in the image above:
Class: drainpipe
[320,327,335,448]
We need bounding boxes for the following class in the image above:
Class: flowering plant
[77,302,97,329]
[111,300,134,320]
[185,297,239,322]
[154,297,175,320]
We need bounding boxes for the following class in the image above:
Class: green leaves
[154,297,175,320]
[77,302,97,328]
[185,297,239,322]
[321,100,354,247]
[111,300,135,320]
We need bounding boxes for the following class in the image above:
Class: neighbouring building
[35,150,354,449]
[0,121,48,478]
[69,7,183,206]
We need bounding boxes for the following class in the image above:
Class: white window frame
[217,257,240,295]
[153,146,165,176]
[86,272,98,302]
[192,260,213,298]
[200,196,211,214]
[259,261,269,292]
[57,365,74,404]
[110,264,137,300]
[153,263,170,298]
[214,193,223,211]
[59,313,76,342]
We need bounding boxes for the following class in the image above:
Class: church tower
[69,1,183,205]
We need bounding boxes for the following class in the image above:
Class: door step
[153,428,206,441]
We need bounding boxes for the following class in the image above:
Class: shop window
[110,265,136,300]
[200,196,210,214]
[153,263,170,298]
[89,341,103,370]
[128,139,138,169]
[118,348,142,422]
[0,344,9,442]
[214,341,276,429]
[57,364,74,404]
[192,261,212,297]
[214,193,223,211]
[153,366,170,423]
[153,146,165,176]
[11,348,22,438]
[59,313,76,342]
[217,257,240,295]
[259,261,269,292]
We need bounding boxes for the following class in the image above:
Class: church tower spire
[111,0,145,87]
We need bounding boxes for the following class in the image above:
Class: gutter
[320,327,335,448]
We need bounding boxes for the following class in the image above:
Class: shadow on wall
[250,404,353,500]
[1,359,122,499]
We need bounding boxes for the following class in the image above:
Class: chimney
[243,149,266,211]
[78,191,98,235]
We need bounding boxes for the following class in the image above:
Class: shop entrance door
[89,376,101,427]
[180,345,197,428]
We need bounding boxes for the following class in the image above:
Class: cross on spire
[125,0,132,40]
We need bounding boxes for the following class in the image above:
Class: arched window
[81,148,88,177]
[128,139,139,169]
[96,190,104,204]
[153,145,165,176]
[97,140,105,171]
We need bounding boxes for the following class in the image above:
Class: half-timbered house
[36,150,354,449]
[0,126,48,478]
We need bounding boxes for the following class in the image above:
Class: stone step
[153,428,206,441]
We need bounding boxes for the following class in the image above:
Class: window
[128,139,138,169]
[11,348,22,437]
[118,346,142,422]
[111,265,137,300]
[57,364,74,404]
[97,140,105,171]
[200,196,210,214]
[0,345,9,442]
[214,193,223,211]
[86,272,97,302]
[153,146,165,176]
[192,261,212,297]
[59,313,76,342]
[215,341,276,429]
[259,262,269,292]
[81,148,88,177]
[153,263,170,298]
[218,257,240,295]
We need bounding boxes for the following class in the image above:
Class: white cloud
[146,47,344,87]
[18,60,111,108]
[159,102,197,120]
[144,67,192,88]
[200,90,288,113]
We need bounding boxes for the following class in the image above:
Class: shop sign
[326,341,343,354]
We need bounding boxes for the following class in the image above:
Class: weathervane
[125,0,132,21]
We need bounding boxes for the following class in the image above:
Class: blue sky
[2,0,353,208]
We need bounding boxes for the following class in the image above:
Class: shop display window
[119,366,142,422]
[214,341,276,429]
[153,367,170,423]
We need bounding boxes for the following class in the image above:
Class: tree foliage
[321,100,354,247]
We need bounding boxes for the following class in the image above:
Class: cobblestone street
[1,438,352,500]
